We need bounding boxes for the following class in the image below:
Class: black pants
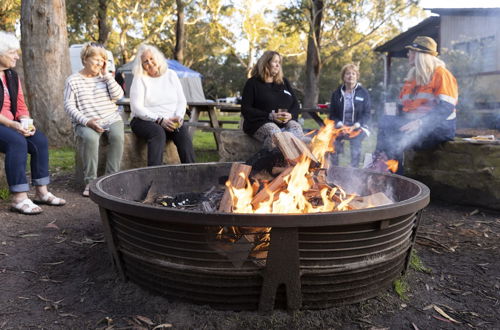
[130,118,196,166]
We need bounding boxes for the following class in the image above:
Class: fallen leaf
[432,315,452,323]
[423,304,434,310]
[411,323,420,330]
[135,315,154,325]
[433,305,460,324]
[46,221,59,230]
[469,209,479,216]
[58,313,78,318]
[43,261,65,266]
[153,324,173,329]
[19,234,40,238]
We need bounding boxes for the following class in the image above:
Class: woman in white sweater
[129,44,195,165]
[64,42,124,196]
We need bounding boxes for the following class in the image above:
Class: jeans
[331,131,366,167]
[75,121,124,184]
[130,118,196,166]
[0,125,50,192]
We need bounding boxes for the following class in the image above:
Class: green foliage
[393,277,409,301]
[409,249,431,274]
[0,188,10,200]
[0,0,20,31]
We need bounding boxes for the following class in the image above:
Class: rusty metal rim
[90,165,430,227]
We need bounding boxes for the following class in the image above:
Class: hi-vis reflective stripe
[401,92,436,102]
[446,110,456,120]
[438,94,457,105]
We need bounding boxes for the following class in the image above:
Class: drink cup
[20,118,34,131]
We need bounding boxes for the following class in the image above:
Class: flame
[386,160,399,173]
[225,119,361,214]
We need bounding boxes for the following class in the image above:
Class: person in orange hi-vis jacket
[374,36,458,174]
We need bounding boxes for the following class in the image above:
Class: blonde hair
[0,31,20,55]
[406,52,446,85]
[340,63,360,81]
[132,43,167,77]
[250,50,284,84]
[80,42,107,65]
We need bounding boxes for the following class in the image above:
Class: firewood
[219,163,252,212]
[273,132,319,164]
[271,166,287,176]
[251,167,293,208]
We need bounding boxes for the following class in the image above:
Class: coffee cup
[20,118,34,131]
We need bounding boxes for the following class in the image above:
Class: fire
[386,160,399,173]
[226,119,361,214]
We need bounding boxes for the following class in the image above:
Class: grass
[393,277,409,301]
[409,249,432,274]
[49,147,76,173]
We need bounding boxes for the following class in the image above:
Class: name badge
[355,96,364,101]
[284,90,291,96]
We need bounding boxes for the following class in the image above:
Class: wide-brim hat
[405,36,438,56]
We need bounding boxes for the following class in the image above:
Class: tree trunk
[303,0,323,109]
[20,0,73,147]
[174,0,185,63]
[97,0,110,45]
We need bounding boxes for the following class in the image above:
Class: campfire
[148,119,398,214]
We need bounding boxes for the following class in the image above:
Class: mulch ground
[0,173,499,329]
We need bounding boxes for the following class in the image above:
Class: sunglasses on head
[89,42,104,48]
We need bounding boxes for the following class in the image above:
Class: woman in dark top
[329,63,371,167]
[241,51,303,150]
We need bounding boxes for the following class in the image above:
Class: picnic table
[116,98,329,149]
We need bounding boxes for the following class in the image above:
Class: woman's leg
[26,130,50,186]
[75,125,101,185]
[0,125,43,212]
[0,125,30,193]
[348,132,366,167]
[252,123,281,150]
[167,125,196,163]
[104,121,125,175]
[283,120,304,139]
[130,118,166,166]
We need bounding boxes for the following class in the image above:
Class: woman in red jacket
[0,31,65,214]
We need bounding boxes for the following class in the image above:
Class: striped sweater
[64,73,124,126]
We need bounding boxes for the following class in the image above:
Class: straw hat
[405,36,438,56]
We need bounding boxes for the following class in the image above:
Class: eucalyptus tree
[280,0,420,108]
[21,0,73,146]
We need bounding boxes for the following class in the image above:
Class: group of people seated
[0,30,457,215]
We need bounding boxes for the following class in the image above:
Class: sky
[419,0,500,8]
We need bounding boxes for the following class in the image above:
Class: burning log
[251,167,294,208]
[219,163,252,213]
[273,132,319,165]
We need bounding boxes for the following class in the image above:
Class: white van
[69,44,116,74]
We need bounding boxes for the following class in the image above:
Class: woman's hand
[160,116,182,132]
[86,118,105,133]
[9,120,32,136]
[272,111,291,124]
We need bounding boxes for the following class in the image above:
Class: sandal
[33,192,66,206]
[82,185,90,197]
[11,198,43,215]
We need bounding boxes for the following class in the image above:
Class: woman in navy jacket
[328,63,371,167]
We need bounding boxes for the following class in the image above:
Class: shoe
[11,198,43,215]
[82,185,90,197]
[33,192,66,206]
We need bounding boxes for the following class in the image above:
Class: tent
[117,59,206,102]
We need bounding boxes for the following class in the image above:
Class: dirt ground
[1,172,499,330]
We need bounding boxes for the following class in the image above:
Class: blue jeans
[0,125,50,192]
[331,131,366,167]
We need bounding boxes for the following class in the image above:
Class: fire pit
[90,162,429,311]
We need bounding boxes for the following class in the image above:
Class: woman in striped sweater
[64,42,124,196]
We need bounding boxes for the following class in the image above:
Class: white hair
[406,52,446,85]
[0,31,20,56]
[132,43,168,77]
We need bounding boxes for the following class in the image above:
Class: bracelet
[156,118,163,125]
